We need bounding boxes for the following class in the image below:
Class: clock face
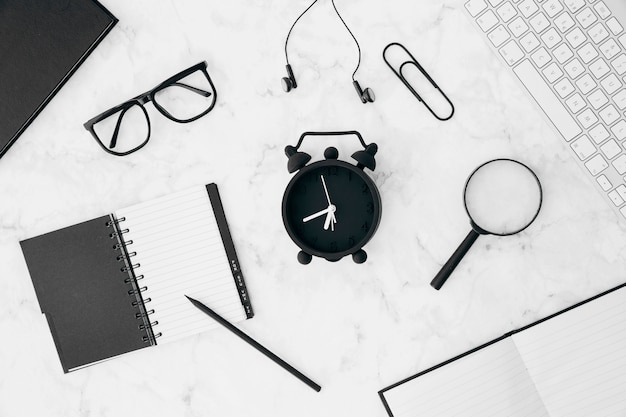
[282,159,381,260]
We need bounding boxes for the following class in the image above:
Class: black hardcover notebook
[379,283,626,417]
[0,0,117,158]
[21,184,254,373]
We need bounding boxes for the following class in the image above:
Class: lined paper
[382,338,549,417]
[513,287,626,417]
[116,186,246,345]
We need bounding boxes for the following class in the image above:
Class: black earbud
[353,80,375,104]
[281,64,298,93]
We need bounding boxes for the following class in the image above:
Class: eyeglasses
[84,62,217,156]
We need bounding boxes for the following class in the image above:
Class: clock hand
[321,175,332,206]
[323,205,337,231]
[303,206,331,223]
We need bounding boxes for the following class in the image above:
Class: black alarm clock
[282,131,382,264]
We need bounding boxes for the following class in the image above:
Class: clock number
[348,171,353,182]
[366,202,374,214]
[361,183,369,194]
[327,166,338,176]
[330,241,338,251]
[348,236,355,246]
[361,222,369,232]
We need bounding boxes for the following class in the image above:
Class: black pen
[185,295,321,392]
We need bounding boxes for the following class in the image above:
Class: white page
[116,185,247,345]
[513,286,626,417]
[381,338,549,417]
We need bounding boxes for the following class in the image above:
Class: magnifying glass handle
[431,229,480,290]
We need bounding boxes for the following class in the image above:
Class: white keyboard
[464,0,626,219]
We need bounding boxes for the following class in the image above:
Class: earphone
[281,0,375,104]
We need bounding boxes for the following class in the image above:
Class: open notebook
[21,184,253,372]
[379,283,626,417]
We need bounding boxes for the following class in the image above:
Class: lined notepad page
[382,338,549,417]
[513,287,626,417]
[116,186,247,345]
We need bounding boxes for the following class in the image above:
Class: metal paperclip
[383,42,455,121]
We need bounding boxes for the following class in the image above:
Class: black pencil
[185,295,321,392]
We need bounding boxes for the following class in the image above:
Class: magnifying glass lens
[465,160,542,235]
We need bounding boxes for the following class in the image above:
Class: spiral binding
[107,215,162,344]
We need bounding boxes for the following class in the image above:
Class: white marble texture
[1,0,625,416]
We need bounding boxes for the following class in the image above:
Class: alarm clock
[282,131,382,264]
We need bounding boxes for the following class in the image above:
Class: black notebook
[21,184,254,373]
[0,0,117,158]
[379,283,626,417]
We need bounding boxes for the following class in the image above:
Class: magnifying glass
[430,158,543,290]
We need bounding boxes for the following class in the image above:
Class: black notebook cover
[0,0,117,158]
[21,216,151,372]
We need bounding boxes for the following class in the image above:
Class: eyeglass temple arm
[109,106,132,149]
[170,82,212,97]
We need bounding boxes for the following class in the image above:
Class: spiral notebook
[20,184,253,373]
[379,282,626,417]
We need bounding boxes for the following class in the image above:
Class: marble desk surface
[1,0,625,416]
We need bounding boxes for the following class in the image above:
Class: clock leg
[352,249,367,264]
[297,251,313,265]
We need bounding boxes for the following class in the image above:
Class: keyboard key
[565,27,587,48]
[497,2,517,22]
[566,93,587,113]
[599,104,619,124]
[586,154,609,175]
[606,17,624,36]
[555,78,575,98]
[589,23,609,44]
[488,25,511,47]
[600,74,622,94]
[543,0,563,17]
[588,89,609,109]
[619,34,626,49]
[590,58,610,78]
[575,74,597,94]
[577,43,599,64]
[576,7,598,29]
[596,174,612,191]
[531,47,552,68]
[601,139,621,159]
[571,135,596,159]
[619,206,626,218]
[519,0,539,17]
[577,108,599,128]
[616,184,626,201]
[543,62,564,83]
[564,0,585,13]
[610,120,626,140]
[508,17,530,37]
[613,90,626,110]
[564,58,584,78]
[600,39,620,60]
[489,0,504,6]
[466,0,488,16]
[530,12,550,33]
[589,124,610,143]
[608,189,624,205]
[478,10,499,31]
[500,40,525,65]
[612,154,626,174]
[520,32,541,52]
[513,60,582,141]
[611,54,626,75]
[554,43,574,63]
[593,1,611,19]
[541,28,562,48]
[554,12,576,33]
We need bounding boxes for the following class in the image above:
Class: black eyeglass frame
[83,61,217,156]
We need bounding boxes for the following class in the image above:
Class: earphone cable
[331,0,361,81]
[284,0,319,64]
